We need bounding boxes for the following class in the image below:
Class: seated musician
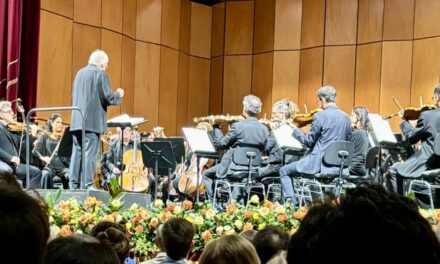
[203,95,269,201]
[387,84,440,199]
[257,99,299,179]
[0,101,42,188]
[33,113,69,189]
[279,86,352,204]
[349,106,371,176]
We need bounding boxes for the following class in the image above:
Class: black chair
[343,146,379,185]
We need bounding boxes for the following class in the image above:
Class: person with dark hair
[141,225,166,264]
[33,113,69,189]
[287,184,440,264]
[161,217,194,263]
[349,106,371,176]
[253,226,289,264]
[0,185,49,264]
[91,221,133,264]
[0,171,22,188]
[43,234,120,264]
[240,229,258,243]
[387,84,440,198]
[279,86,352,204]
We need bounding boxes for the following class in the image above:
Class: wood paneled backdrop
[38,0,440,134]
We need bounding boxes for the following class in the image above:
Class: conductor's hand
[112,167,121,174]
[11,156,20,166]
[116,88,125,98]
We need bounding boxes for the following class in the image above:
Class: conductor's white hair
[0,101,11,113]
[243,95,262,116]
[88,49,109,66]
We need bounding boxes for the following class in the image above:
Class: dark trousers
[41,167,69,189]
[68,131,100,189]
[14,163,42,188]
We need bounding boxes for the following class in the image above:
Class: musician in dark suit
[68,49,124,189]
[0,101,42,188]
[387,85,440,196]
[203,95,269,200]
[279,86,352,203]
[349,106,371,176]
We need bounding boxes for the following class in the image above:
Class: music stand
[141,141,176,203]
[49,127,73,168]
[154,137,186,164]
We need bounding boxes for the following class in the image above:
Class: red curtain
[0,0,40,113]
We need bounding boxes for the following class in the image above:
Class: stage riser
[27,189,152,209]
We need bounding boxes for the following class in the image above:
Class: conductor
[68,49,124,189]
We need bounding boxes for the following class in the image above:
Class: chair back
[232,146,262,167]
[322,141,354,167]
[365,146,380,170]
[434,134,440,156]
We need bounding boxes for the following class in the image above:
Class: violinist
[33,114,69,189]
[279,86,351,205]
[387,84,440,205]
[0,100,42,188]
[348,107,371,176]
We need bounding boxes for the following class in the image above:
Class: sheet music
[182,127,216,153]
[368,113,397,145]
[273,124,303,150]
[107,114,145,126]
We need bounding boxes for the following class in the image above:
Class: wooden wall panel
[410,38,440,106]
[225,1,254,55]
[272,51,300,103]
[252,53,273,116]
[134,42,160,131]
[159,47,179,135]
[179,0,191,54]
[355,43,382,112]
[188,58,210,123]
[380,41,413,130]
[136,0,162,44]
[37,11,73,120]
[161,0,181,50]
[211,3,225,57]
[210,56,224,114]
[357,0,384,44]
[301,0,325,48]
[177,53,190,133]
[190,3,212,58]
[298,47,324,112]
[383,0,415,40]
[223,56,252,114]
[274,0,302,50]
[123,0,137,38]
[121,36,136,115]
[414,0,440,39]
[101,30,122,119]
[102,0,123,32]
[41,0,73,18]
[325,0,358,45]
[74,0,101,27]
[72,24,101,78]
[253,0,275,53]
[323,46,356,113]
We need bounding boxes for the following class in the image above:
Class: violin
[293,108,322,127]
[388,97,436,120]
[194,114,245,126]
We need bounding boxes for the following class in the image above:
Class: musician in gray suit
[68,49,124,189]
[387,84,440,196]
[203,95,269,200]
[279,86,352,204]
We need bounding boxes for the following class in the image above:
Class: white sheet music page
[182,127,216,153]
[108,114,145,126]
[368,114,397,145]
[273,124,303,150]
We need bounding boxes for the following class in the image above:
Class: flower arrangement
[46,192,302,258]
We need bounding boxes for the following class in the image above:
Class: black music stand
[141,141,176,203]
[51,127,73,167]
[154,137,186,164]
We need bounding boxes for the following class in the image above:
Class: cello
[177,155,214,197]
[120,128,149,192]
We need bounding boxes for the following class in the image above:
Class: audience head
[240,229,258,243]
[287,184,440,264]
[243,95,262,117]
[91,221,131,263]
[155,224,165,251]
[351,106,371,131]
[0,171,21,188]
[0,186,49,264]
[43,234,120,264]
[253,226,289,264]
[162,217,194,260]
[316,85,337,107]
[88,49,109,71]
[199,234,260,264]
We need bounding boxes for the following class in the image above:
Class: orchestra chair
[407,135,440,209]
[342,146,379,186]
[298,141,355,205]
[213,146,264,207]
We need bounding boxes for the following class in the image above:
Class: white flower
[173,205,182,214]
[111,199,122,208]
[234,220,243,229]
[216,226,224,235]
[250,195,260,204]
[154,199,164,208]
[129,203,139,210]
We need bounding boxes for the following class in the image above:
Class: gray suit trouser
[68,131,100,189]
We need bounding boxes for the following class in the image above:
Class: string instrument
[120,128,149,192]
[293,107,322,127]
[178,156,214,197]
[387,97,436,120]
[194,114,245,126]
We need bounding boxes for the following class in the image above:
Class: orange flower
[290,227,298,235]
[433,209,440,223]
[263,200,274,209]
[244,211,252,219]
[84,197,97,208]
[150,217,159,228]
[59,200,70,210]
[293,211,305,221]
[243,222,253,232]
[159,211,172,222]
[277,214,289,222]
[135,225,144,233]
[226,204,236,214]
[59,225,72,237]
[61,210,70,222]
[200,208,207,216]
[167,203,176,212]
[201,230,212,241]
[182,200,193,210]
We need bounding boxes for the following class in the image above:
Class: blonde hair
[199,234,260,264]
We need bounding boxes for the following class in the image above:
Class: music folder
[182,127,216,154]
[273,124,303,152]
[107,114,147,128]
[368,113,397,146]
